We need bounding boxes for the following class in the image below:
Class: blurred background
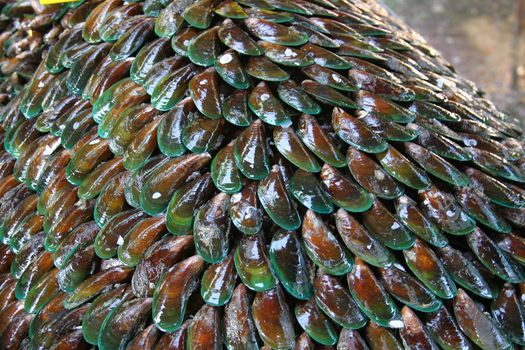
[383,0,525,125]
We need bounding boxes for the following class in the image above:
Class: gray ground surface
[384,0,525,125]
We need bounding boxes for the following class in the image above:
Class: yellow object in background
[39,0,77,4]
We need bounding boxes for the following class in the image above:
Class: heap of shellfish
[0,0,524,349]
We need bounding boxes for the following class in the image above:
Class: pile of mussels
[0,0,525,349]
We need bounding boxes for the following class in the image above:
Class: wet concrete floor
[384,0,525,125]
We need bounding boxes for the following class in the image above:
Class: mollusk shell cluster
[0,0,525,349]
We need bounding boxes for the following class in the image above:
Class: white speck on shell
[152,192,162,199]
[219,53,233,64]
